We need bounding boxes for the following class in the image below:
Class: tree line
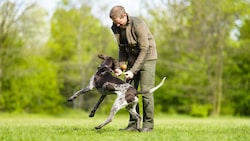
[0,0,249,116]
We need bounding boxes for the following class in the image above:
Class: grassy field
[0,113,249,141]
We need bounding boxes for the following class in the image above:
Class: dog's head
[97,54,118,71]
[95,65,113,77]
[93,54,118,78]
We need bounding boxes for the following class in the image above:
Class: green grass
[0,113,249,141]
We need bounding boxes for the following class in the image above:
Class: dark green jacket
[111,16,157,74]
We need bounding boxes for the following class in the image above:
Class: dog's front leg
[89,95,106,117]
[68,87,90,101]
[68,75,95,102]
[89,82,116,117]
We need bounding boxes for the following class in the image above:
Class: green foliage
[190,104,212,117]
[147,0,250,116]
[1,53,63,113]
[47,4,117,111]
[0,1,64,114]
[238,16,250,40]
[223,45,250,116]
[0,0,249,116]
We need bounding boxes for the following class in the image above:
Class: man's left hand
[125,71,134,79]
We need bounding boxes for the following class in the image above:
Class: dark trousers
[127,60,156,129]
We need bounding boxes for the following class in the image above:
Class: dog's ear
[98,54,106,60]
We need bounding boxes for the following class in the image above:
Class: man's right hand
[114,68,122,76]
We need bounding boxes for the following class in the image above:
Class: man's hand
[114,68,122,76]
[125,71,134,79]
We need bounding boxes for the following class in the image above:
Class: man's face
[112,15,127,29]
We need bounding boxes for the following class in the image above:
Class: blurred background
[0,0,249,117]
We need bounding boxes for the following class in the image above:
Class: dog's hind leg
[95,96,127,129]
[126,98,141,130]
[89,95,106,117]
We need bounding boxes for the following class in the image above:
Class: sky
[33,0,145,26]
[34,0,238,40]
[5,0,239,40]
[36,0,142,13]
[9,0,162,26]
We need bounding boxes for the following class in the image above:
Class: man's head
[109,5,128,28]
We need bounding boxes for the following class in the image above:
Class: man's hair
[109,5,127,19]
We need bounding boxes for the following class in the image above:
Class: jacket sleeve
[130,21,149,74]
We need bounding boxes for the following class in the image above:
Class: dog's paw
[89,112,95,117]
[67,96,76,102]
[95,126,102,130]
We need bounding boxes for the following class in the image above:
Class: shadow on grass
[52,126,122,135]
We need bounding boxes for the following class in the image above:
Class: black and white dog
[68,54,166,130]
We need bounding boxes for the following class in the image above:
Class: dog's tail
[138,77,166,94]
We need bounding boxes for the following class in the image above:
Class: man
[109,5,158,132]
